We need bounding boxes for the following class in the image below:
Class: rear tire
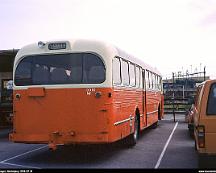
[151,121,158,129]
[158,106,161,120]
[126,116,139,147]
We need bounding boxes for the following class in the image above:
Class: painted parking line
[0,145,47,169]
[154,122,178,169]
[0,162,41,169]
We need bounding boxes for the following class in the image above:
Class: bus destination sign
[48,43,67,50]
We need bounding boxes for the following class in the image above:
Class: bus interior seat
[33,66,50,84]
[88,66,105,83]
[50,68,68,83]
[69,67,82,83]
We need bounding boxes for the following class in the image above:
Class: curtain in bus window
[15,53,105,86]
[207,83,216,115]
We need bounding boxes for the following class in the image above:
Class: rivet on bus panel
[52,131,62,136]
[95,92,102,98]
[69,131,75,136]
[108,92,112,98]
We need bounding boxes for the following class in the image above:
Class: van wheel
[126,116,139,147]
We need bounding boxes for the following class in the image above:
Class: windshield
[15,53,105,86]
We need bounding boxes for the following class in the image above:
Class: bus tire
[151,121,158,129]
[158,105,161,120]
[126,115,139,147]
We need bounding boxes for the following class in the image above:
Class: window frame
[129,62,136,87]
[112,57,122,86]
[14,52,106,86]
[121,59,130,86]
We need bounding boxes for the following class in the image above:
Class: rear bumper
[9,132,109,145]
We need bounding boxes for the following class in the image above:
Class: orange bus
[9,39,164,149]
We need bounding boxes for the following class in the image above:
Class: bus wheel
[126,115,139,147]
[151,121,158,129]
[158,106,161,120]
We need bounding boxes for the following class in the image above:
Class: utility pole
[204,66,206,81]
[172,72,175,122]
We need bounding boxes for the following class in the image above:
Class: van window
[207,83,216,115]
[15,53,105,86]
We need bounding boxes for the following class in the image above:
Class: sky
[1,0,216,79]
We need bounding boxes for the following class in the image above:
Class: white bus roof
[15,39,162,76]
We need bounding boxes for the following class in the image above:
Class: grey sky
[1,0,216,79]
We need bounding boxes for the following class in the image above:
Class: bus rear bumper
[9,131,109,149]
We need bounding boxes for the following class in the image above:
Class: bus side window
[149,72,152,89]
[135,66,140,88]
[140,69,143,89]
[129,63,135,87]
[145,70,149,90]
[207,83,216,115]
[157,75,159,90]
[152,73,155,90]
[121,60,129,86]
[113,57,121,85]
[155,75,158,90]
[151,72,154,89]
[160,77,162,91]
[155,74,157,90]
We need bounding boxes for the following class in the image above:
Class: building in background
[0,49,18,126]
[163,72,209,114]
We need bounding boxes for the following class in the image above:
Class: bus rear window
[15,53,105,86]
[207,83,216,115]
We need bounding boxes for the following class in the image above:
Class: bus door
[142,70,147,127]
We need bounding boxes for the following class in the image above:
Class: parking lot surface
[0,114,199,169]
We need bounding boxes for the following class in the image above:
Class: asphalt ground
[0,114,211,170]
